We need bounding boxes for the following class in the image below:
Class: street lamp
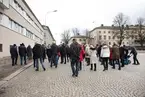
[45,10,57,25]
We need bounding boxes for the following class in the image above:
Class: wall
[0,26,36,58]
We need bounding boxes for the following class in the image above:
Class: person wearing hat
[90,45,98,71]
[10,44,18,66]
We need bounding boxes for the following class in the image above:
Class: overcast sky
[25,0,145,44]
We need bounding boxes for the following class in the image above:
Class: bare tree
[61,30,71,44]
[72,28,80,36]
[113,13,129,46]
[134,17,145,47]
[83,29,91,44]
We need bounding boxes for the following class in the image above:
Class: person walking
[46,44,52,63]
[33,43,46,71]
[51,41,59,68]
[10,44,18,66]
[85,44,91,66]
[27,45,32,60]
[130,47,140,65]
[60,43,67,64]
[120,45,125,67]
[90,45,98,71]
[41,44,46,62]
[79,45,85,71]
[70,39,81,77]
[66,45,70,62]
[101,43,110,71]
[112,43,121,70]
[19,43,27,65]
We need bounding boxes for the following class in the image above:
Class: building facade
[68,35,91,46]
[0,0,50,58]
[42,25,55,46]
[89,25,143,47]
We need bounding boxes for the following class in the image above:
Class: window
[0,44,2,52]
[12,21,16,30]
[104,35,106,40]
[127,42,129,44]
[135,36,138,39]
[79,39,82,41]
[109,42,111,45]
[99,35,102,40]
[132,36,134,39]
[83,39,86,41]
[99,31,101,33]
[104,31,106,33]
[22,28,26,36]
[108,36,111,39]
[0,13,3,24]
[8,19,12,29]
[18,25,22,33]
[108,31,110,33]
[15,23,18,32]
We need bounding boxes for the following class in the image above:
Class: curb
[0,62,33,87]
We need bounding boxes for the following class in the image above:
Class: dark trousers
[109,59,113,66]
[86,58,90,66]
[71,59,79,76]
[112,59,121,69]
[79,61,82,70]
[11,56,18,66]
[33,58,36,67]
[121,58,124,67]
[35,58,45,70]
[133,54,139,64]
[102,58,109,70]
[20,56,27,65]
[67,54,70,62]
[90,63,96,70]
[61,55,66,64]
[51,55,58,67]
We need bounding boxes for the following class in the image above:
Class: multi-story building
[42,25,55,46]
[89,25,142,47]
[68,35,92,46]
[0,0,54,58]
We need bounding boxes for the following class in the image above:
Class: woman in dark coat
[46,44,52,63]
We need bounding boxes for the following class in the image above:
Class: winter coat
[10,46,18,57]
[51,44,59,56]
[19,45,27,57]
[27,46,32,57]
[41,46,46,58]
[60,44,67,56]
[90,48,98,64]
[130,47,137,55]
[32,44,42,59]
[119,47,125,59]
[100,45,110,58]
[97,45,102,57]
[46,48,52,58]
[110,48,113,60]
[79,46,85,62]
[112,45,120,60]
[85,45,91,58]
[70,42,81,60]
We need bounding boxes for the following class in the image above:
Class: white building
[89,25,142,47]
[0,0,54,58]
[68,35,92,46]
[42,25,55,46]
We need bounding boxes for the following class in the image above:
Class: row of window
[10,0,42,34]
[0,13,42,43]
[108,42,129,45]
[99,35,138,40]
[99,31,141,34]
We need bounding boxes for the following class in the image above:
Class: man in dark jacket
[19,43,27,65]
[33,43,46,71]
[66,45,70,62]
[46,44,52,63]
[51,41,59,68]
[10,44,18,66]
[27,45,32,60]
[130,47,140,65]
[70,39,81,77]
[42,44,46,62]
[120,46,125,67]
[60,43,67,64]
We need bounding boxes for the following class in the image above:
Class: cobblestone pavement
[0,54,145,97]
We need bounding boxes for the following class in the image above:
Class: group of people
[10,43,32,66]
[10,40,140,77]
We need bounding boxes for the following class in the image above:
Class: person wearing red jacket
[79,45,85,71]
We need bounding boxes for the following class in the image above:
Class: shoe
[118,68,121,70]
[90,68,93,70]
[35,69,39,71]
[121,65,124,67]
[94,69,96,71]
[137,63,140,65]
[103,69,106,71]
[132,63,136,65]
[75,75,78,77]
[64,63,66,64]
[55,66,57,68]
[44,68,46,71]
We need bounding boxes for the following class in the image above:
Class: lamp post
[45,10,57,25]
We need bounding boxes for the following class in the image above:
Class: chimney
[101,24,104,27]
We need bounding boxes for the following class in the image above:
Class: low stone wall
[0,57,11,66]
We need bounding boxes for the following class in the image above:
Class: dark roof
[22,0,43,31]
[42,25,55,41]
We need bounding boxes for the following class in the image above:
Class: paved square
[0,53,145,97]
